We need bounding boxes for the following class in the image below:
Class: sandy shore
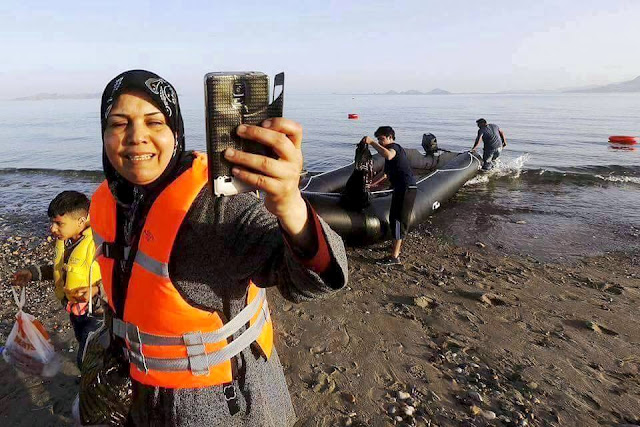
[0,223,638,426]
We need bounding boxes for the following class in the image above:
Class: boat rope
[299,162,355,191]
[302,152,480,196]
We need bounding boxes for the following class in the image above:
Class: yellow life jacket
[53,227,102,302]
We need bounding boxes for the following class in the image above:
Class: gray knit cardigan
[124,189,348,426]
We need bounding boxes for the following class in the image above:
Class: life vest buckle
[112,317,127,340]
[102,242,131,261]
[117,320,149,374]
[183,331,210,376]
[131,324,148,374]
[223,384,237,402]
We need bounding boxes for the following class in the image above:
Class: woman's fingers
[231,166,286,194]
[226,117,303,179]
[224,149,297,179]
[260,118,303,148]
[224,117,305,219]
[235,120,303,161]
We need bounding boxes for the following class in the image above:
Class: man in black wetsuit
[365,126,417,266]
[471,118,507,171]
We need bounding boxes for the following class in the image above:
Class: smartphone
[204,71,285,196]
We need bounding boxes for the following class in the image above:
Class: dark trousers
[70,312,103,369]
[389,186,417,240]
[482,146,502,170]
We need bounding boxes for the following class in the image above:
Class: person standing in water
[364,126,417,266]
[471,118,507,171]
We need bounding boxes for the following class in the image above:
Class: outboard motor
[422,133,438,154]
[340,140,373,210]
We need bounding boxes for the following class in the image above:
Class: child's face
[377,135,393,146]
[49,213,86,241]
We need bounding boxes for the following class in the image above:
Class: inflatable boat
[301,148,482,245]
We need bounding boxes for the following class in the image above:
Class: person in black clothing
[364,126,417,265]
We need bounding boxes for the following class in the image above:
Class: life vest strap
[94,231,131,262]
[113,288,268,376]
[95,230,165,278]
[112,288,266,346]
[121,300,270,375]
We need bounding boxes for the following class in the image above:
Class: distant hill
[374,88,451,95]
[565,76,640,93]
[496,89,559,95]
[427,88,450,95]
[13,93,100,101]
[496,85,600,94]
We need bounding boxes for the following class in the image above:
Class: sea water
[0,93,638,260]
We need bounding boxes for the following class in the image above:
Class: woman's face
[103,90,176,185]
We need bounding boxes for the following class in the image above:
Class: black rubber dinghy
[301,149,482,245]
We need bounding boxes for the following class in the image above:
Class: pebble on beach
[397,391,411,401]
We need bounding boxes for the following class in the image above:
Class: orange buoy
[608,135,637,144]
[348,113,359,120]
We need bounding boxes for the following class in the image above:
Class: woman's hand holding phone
[224,118,314,251]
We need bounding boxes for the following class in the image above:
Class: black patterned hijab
[100,70,185,191]
[100,70,191,244]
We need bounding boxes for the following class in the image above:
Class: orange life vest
[90,154,273,389]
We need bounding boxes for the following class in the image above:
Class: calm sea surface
[1,93,639,260]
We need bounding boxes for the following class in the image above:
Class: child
[12,191,103,369]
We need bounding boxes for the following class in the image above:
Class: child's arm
[371,172,387,188]
[67,282,101,302]
[12,264,54,286]
[364,137,397,160]
[27,264,54,281]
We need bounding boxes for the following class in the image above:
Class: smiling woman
[78,69,349,427]
[103,90,177,185]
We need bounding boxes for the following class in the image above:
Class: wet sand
[0,221,639,426]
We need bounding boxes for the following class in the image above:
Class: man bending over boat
[471,118,507,171]
[364,126,417,266]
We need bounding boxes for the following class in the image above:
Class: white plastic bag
[2,287,61,377]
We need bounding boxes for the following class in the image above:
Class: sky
[2,0,640,97]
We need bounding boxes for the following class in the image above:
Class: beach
[0,92,639,426]
[1,219,638,426]
[2,2,640,424]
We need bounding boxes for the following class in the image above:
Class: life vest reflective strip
[111,288,269,374]
[90,153,274,389]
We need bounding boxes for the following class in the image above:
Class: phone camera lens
[233,82,245,97]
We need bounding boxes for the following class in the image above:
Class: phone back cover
[205,72,283,181]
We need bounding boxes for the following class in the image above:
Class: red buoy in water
[608,135,637,145]
[348,113,359,120]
